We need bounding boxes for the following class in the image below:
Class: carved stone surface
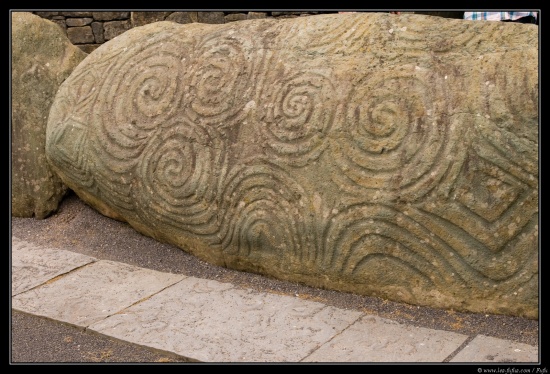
[11,12,87,218]
[45,13,539,318]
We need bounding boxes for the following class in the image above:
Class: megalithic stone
[45,13,539,318]
[11,12,87,218]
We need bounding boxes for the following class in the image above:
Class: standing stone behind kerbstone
[12,12,87,218]
[46,13,539,318]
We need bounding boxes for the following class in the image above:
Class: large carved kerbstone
[12,12,87,218]
[45,13,539,318]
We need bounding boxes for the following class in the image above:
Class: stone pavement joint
[443,335,476,362]
[11,237,539,363]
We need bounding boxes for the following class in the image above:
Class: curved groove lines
[322,204,448,286]
[219,161,312,265]
[134,120,226,236]
[182,32,259,129]
[43,16,537,316]
[332,66,461,202]
[258,71,337,166]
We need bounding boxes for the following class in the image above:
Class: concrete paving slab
[10,239,539,364]
[450,334,539,363]
[11,237,97,296]
[89,276,364,362]
[303,314,469,362]
[12,260,186,327]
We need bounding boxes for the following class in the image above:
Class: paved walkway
[11,236,539,363]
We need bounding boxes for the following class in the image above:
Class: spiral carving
[42,15,538,318]
[94,40,186,158]
[79,40,189,210]
[182,33,258,129]
[134,120,226,236]
[332,66,460,201]
[258,71,336,167]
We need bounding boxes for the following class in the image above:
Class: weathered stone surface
[90,276,363,362]
[131,12,171,27]
[303,315,468,362]
[77,44,101,54]
[225,13,247,23]
[91,21,105,43]
[65,17,93,27]
[449,335,538,362]
[11,237,96,296]
[61,12,92,17]
[45,13,539,318]
[103,20,131,41]
[67,25,95,44]
[92,12,130,21]
[12,260,185,327]
[34,12,61,17]
[11,12,87,218]
[166,12,198,24]
[247,12,267,20]
[50,19,67,34]
[197,11,225,24]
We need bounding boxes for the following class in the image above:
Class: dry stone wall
[32,11,334,53]
[45,13,538,318]
[32,11,464,53]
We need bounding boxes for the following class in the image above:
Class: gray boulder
[45,13,539,318]
[12,12,87,218]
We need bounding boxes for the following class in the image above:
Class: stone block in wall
[272,11,306,16]
[34,12,61,17]
[67,25,95,44]
[131,12,172,27]
[92,11,130,21]
[197,11,225,24]
[247,12,267,19]
[50,19,67,35]
[91,21,105,43]
[225,13,247,22]
[165,12,198,24]
[66,17,93,27]
[60,12,93,17]
[103,20,132,41]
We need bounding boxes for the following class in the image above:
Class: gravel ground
[11,191,539,350]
